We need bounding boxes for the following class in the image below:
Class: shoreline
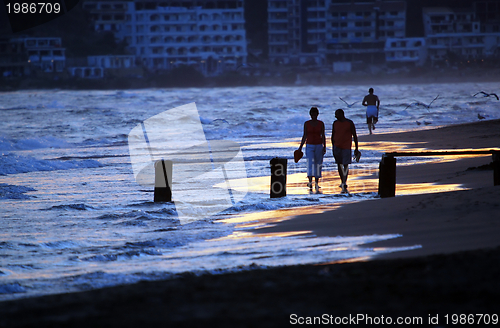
[2,68,500,91]
[259,119,500,259]
[1,120,500,327]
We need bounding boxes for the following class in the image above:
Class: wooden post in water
[493,151,500,186]
[154,159,172,202]
[378,154,396,198]
[270,157,287,198]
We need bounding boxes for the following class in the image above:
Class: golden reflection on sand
[219,204,344,228]
[220,170,465,197]
[242,140,299,149]
[359,141,428,153]
[211,230,312,242]
[221,170,380,196]
[318,256,371,265]
[396,183,467,195]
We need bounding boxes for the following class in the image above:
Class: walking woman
[297,107,326,191]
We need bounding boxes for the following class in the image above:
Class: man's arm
[362,96,368,107]
[322,121,326,154]
[351,121,358,151]
[331,122,335,148]
[376,96,380,110]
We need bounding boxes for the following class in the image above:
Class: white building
[423,7,500,64]
[88,55,136,69]
[98,0,248,76]
[15,37,66,73]
[384,38,427,67]
[69,67,104,78]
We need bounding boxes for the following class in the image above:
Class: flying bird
[478,113,486,120]
[339,97,358,108]
[404,95,439,111]
[473,91,499,100]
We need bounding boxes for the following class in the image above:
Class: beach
[1,119,499,327]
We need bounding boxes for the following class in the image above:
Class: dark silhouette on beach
[298,107,326,192]
[362,88,380,135]
[331,109,359,193]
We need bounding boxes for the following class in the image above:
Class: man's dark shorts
[333,146,351,165]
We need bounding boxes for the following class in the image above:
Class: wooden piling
[154,160,172,202]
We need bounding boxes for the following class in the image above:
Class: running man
[362,87,380,135]
[331,109,359,193]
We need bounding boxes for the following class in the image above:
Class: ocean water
[1,82,499,300]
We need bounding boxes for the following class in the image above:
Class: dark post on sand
[270,157,287,198]
[154,159,172,202]
[378,154,396,198]
[494,151,500,186]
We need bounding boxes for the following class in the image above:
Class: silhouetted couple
[298,107,358,193]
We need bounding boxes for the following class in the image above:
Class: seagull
[404,95,439,111]
[473,91,499,100]
[416,121,422,125]
[478,113,486,120]
[339,97,358,108]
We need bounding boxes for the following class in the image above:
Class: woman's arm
[298,121,307,151]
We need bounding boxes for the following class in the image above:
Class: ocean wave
[0,153,103,175]
[0,183,36,200]
[44,204,94,211]
[0,284,26,295]
[126,238,185,249]
[81,248,164,262]
[0,135,72,151]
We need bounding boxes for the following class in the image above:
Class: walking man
[362,87,380,135]
[332,109,359,193]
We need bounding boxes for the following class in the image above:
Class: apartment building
[423,6,500,64]
[82,1,129,33]
[268,0,327,66]
[268,0,406,67]
[0,37,27,77]
[0,37,66,77]
[83,0,247,76]
[384,37,427,67]
[326,0,405,64]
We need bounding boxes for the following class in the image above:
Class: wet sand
[1,120,500,327]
